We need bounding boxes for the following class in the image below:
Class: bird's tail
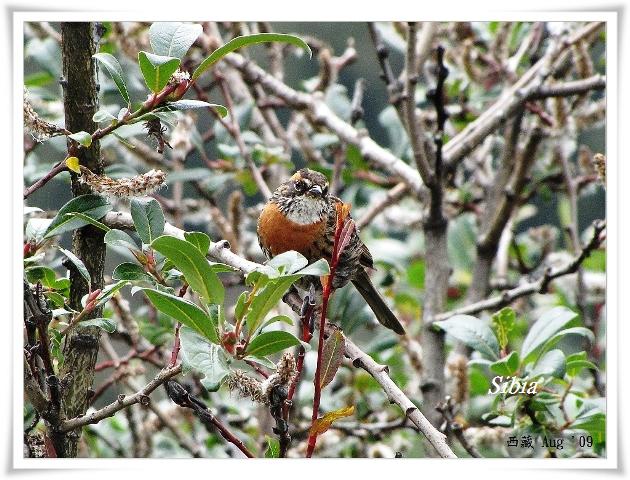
[352,269,405,335]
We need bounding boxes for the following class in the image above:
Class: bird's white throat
[285,196,326,225]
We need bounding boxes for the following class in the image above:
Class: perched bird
[257,168,405,335]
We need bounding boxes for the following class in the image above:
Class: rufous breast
[257,202,326,257]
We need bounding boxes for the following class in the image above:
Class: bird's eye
[294,180,306,192]
[322,184,329,195]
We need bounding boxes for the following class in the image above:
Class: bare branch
[356,182,409,229]
[435,220,606,321]
[58,365,182,432]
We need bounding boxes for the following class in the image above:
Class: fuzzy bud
[23,89,65,142]
[226,370,268,405]
[80,166,166,198]
[593,153,606,185]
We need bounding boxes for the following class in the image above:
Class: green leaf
[264,436,280,458]
[245,330,300,357]
[536,327,595,362]
[267,250,308,274]
[184,231,210,255]
[69,131,92,147]
[138,51,180,93]
[149,22,202,59]
[158,100,228,117]
[139,288,219,343]
[244,274,300,333]
[529,349,566,379]
[95,280,130,307]
[582,249,605,272]
[57,247,91,289]
[492,307,516,350]
[63,212,111,232]
[320,329,345,389]
[257,314,294,334]
[80,317,117,333]
[112,262,153,282]
[490,351,520,376]
[192,33,312,81]
[92,109,117,123]
[434,315,500,360]
[25,266,57,288]
[520,306,579,362]
[44,194,111,238]
[234,291,248,322]
[130,198,165,244]
[151,235,224,305]
[180,326,229,390]
[104,229,139,251]
[571,412,605,438]
[566,352,598,376]
[297,258,331,276]
[93,52,131,104]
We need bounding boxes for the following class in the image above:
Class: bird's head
[272,169,330,224]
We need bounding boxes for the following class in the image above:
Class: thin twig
[435,219,606,321]
[356,182,409,229]
[165,380,255,458]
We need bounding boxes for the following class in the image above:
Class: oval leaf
[104,228,139,251]
[130,198,165,245]
[158,100,228,117]
[490,351,520,376]
[244,274,300,333]
[112,262,153,283]
[309,405,355,437]
[192,33,312,81]
[529,349,566,379]
[520,306,578,362]
[93,52,130,104]
[80,317,117,333]
[149,22,202,59]
[139,288,218,343]
[320,330,345,389]
[180,326,229,390]
[184,231,210,255]
[151,235,225,305]
[69,131,92,147]
[245,330,300,357]
[138,51,180,93]
[45,194,111,238]
[65,156,80,173]
[434,315,500,360]
[57,247,91,289]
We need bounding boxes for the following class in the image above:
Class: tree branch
[435,219,606,321]
[100,210,458,458]
[58,365,182,432]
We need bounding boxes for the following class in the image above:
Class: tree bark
[420,222,448,428]
[56,22,105,457]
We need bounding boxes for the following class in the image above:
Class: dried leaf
[309,405,355,437]
[335,202,352,229]
[65,156,80,173]
[336,218,356,259]
[319,330,345,389]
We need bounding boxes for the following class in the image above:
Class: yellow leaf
[65,156,81,173]
[309,405,355,437]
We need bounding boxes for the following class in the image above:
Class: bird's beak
[308,185,323,196]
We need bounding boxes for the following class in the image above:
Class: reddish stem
[305,279,333,457]
[283,302,315,419]
[305,211,348,458]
